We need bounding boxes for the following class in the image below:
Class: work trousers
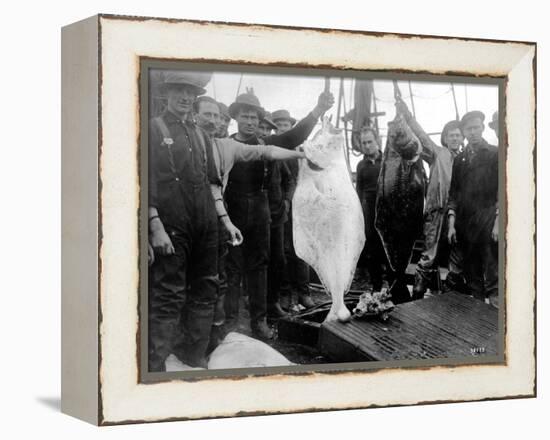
[414,208,444,291]
[358,192,386,291]
[225,222,271,330]
[282,213,310,296]
[148,187,219,371]
[267,223,286,306]
[463,239,498,307]
[206,222,229,355]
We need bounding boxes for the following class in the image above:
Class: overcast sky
[200,70,499,171]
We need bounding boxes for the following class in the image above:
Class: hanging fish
[293,117,365,322]
[375,113,426,304]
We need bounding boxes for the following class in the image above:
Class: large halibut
[375,114,425,303]
[293,118,365,322]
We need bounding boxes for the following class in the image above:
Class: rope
[374,86,452,103]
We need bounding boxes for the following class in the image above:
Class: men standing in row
[355,127,385,292]
[272,109,316,310]
[224,92,334,339]
[148,71,220,371]
[447,111,499,307]
[194,96,310,351]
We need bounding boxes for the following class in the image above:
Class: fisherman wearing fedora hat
[224,89,334,339]
[148,69,223,371]
[272,109,297,133]
[257,111,278,139]
[447,110,499,307]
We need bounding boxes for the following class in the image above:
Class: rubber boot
[267,301,288,319]
[206,292,227,356]
[148,318,178,372]
[248,269,274,340]
[224,281,241,333]
[412,270,429,300]
[389,273,412,305]
[173,275,218,368]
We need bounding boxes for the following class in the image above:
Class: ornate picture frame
[61,14,536,425]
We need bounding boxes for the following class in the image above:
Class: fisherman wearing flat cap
[224,89,334,339]
[148,69,222,371]
[447,110,499,308]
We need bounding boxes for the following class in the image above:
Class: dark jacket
[447,138,498,244]
[268,162,295,226]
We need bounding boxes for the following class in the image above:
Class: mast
[408,80,417,118]
[372,80,380,135]
[212,74,217,100]
[336,77,344,128]
[235,73,244,99]
[451,83,460,120]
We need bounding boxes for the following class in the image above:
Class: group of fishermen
[147,69,499,373]
[148,70,334,371]
[355,98,499,308]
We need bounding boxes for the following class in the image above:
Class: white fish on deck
[293,118,365,322]
[207,332,294,369]
[165,332,294,371]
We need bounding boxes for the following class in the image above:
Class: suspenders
[153,116,209,181]
[153,116,177,176]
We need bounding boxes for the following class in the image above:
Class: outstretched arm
[267,91,335,149]
[264,146,305,161]
[395,98,437,165]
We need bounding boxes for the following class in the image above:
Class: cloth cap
[460,110,485,130]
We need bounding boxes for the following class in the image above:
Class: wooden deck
[318,292,499,362]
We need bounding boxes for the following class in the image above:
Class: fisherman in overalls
[148,70,220,371]
[224,91,334,339]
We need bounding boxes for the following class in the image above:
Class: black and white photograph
[143,64,503,375]
[55,11,537,426]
